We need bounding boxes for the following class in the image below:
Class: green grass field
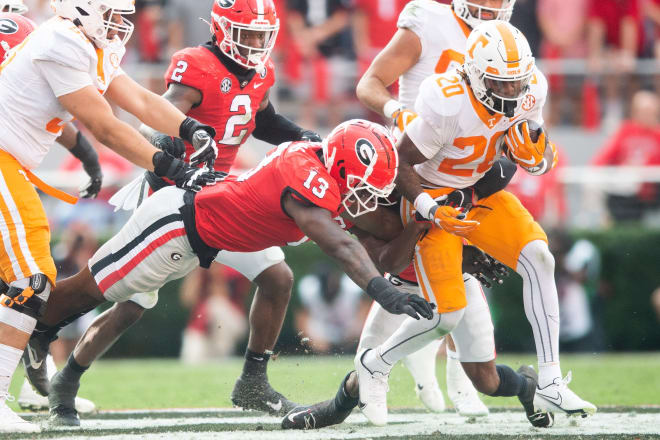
[9,352,660,409]
[5,353,660,439]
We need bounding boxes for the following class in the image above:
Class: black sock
[60,353,89,383]
[241,349,270,377]
[490,365,526,397]
[334,372,359,411]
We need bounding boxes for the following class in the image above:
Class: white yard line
[27,410,660,439]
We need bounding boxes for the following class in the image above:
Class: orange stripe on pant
[403,189,547,314]
[0,149,56,287]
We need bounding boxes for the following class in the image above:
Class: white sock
[517,240,561,385]
[538,362,562,388]
[0,344,23,400]
[403,338,441,387]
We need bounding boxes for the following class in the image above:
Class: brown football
[526,119,543,144]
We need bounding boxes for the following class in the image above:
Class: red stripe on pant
[97,228,187,293]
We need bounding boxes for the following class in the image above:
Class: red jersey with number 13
[164,44,275,172]
[194,142,342,252]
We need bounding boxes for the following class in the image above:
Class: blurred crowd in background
[18,0,660,360]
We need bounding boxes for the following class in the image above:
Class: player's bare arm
[395,133,429,202]
[353,220,429,275]
[105,74,188,139]
[283,194,434,320]
[340,204,403,242]
[57,85,160,171]
[356,28,421,116]
[138,82,202,144]
[252,90,321,144]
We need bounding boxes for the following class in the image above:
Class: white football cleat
[414,379,446,413]
[0,395,41,433]
[355,348,389,426]
[534,371,597,418]
[18,378,97,414]
[447,358,488,417]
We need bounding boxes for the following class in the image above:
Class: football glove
[504,120,546,170]
[393,109,418,133]
[79,175,102,199]
[152,151,217,192]
[300,129,322,143]
[152,133,186,159]
[428,204,479,236]
[367,276,435,320]
[462,244,509,288]
[189,130,218,169]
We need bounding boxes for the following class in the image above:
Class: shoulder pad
[416,72,466,119]
[30,18,94,71]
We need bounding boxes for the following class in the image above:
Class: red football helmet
[211,0,279,71]
[323,119,399,217]
[0,12,35,60]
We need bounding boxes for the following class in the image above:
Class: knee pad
[518,240,555,276]
[435,308,465,337]
[0,274,52,319]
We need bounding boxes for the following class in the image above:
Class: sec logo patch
[521,94,536,112]
[220,77,232,94]
[0,18,18,35]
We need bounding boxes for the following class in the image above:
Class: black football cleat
[22,332,51,397]
[48,370,81,427]
[517,365,554,428]
[231,375,297,416]
[282,370,358,430]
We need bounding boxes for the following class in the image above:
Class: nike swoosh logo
[266,400,282,412]
[287,409,308,423]
[254,82,264,89]
[498,162,505,179]
[358,400,366,410]
[27,345,43,370]
[253,357,264,361]
[538,391,562,405]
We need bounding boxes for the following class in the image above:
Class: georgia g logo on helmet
[356,139,376,167]
[217,0,236,8]
[0,18,18,34]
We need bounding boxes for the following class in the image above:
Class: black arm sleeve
[252,101,304,145]
[473,157,517,199]
[69,132,101,177]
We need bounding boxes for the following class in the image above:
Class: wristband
[179,117,216,145]
[366,276,391,301]
[414,192,437,220]
[383,99,403,119]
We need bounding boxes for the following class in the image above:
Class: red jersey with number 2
[164,45,275,172]
[194,141,341,252]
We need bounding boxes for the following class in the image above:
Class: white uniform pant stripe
[0,168,39,279]
[517,253,553,363]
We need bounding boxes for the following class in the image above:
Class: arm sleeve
[472,157,517,199]
[33,60,93,97]
[252,101,305,145]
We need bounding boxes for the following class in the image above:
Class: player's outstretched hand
[367,277,434,320]
[153,151,217,192]
[462,244,509,288]
[189,130,218,169]
[79,175,102,199]
[300,129,322,143]
[152,133,186,159]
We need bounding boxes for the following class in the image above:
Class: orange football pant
[402,189,546,313]
[0,149,56,287]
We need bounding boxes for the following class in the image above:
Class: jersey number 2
[170,61,188,82]
[303,170,329,199]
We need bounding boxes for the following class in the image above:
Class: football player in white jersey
[0,0,220,433]
[355,0,516,417]
[355,21,596,426]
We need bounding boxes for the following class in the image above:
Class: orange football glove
[429,205,479,236]
[504,120,546,169]
[393,109,418,132]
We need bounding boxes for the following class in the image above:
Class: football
[526,119,543,143]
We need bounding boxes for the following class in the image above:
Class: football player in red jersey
[27,120,436,427]
[28,0,325,424]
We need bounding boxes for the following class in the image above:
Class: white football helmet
[52,0,134,48]
[0,0,27,14]
[453,0,515,28]
[464,20,534,117]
